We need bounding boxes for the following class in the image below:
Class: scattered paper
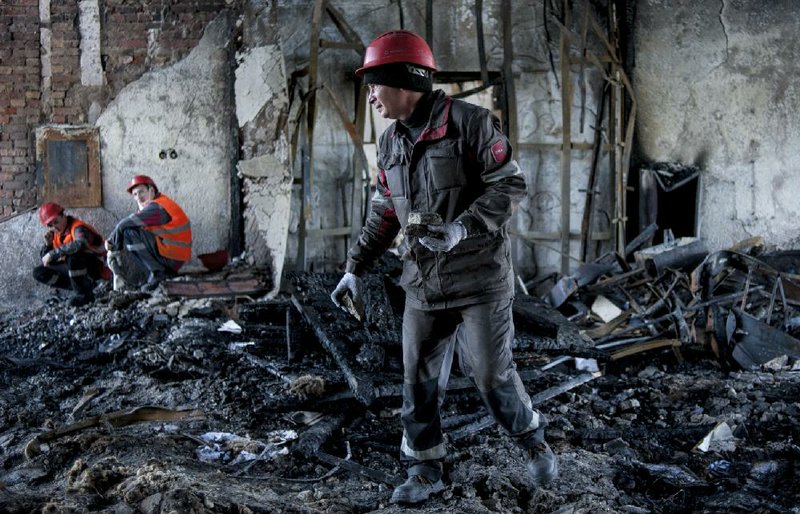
[694,421,736,453]
[218,320,243,334]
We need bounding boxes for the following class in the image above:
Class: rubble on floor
[0,246,798,513]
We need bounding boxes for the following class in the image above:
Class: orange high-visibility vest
[54,218,106,258]
[146,194,192,262]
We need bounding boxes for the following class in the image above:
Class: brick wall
[0,0,235,217]
[0,0,41,216]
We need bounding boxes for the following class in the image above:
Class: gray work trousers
[121,227,182,275]
[399,297,544,482]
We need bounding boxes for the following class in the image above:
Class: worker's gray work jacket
[346,89,527,310]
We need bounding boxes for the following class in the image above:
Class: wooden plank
[449,371,601,441]
[321,85,370,246]
[290,294,377,405]
[425,0,433,45]
[324,2,364,51]
[307,226,352,237]
[164,276,268,298]
[518,141,613,151]
[296,147,310,270]
[305,0,325,227]
[559,0,573,274]
[319,40,363,50]
[501,0,518,149]
[351,83,368,243]
[609,339,682,361]
[579,84,608,262]
[513,229,611,241]
[475,0,488,84]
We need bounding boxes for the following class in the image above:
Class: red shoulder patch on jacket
[490,140,506,163]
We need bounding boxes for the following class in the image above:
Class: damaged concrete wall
[0,3,235,311]
[635,0,800,251]
[97,14,235,260]
[237,3,292,295]
[0,209,120,313]
[276,0,610,277]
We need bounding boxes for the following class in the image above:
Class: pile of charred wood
[545,225,800,371]
[257,226,800,431]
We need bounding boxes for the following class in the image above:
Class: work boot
[67,291,95,307]
[390,475,445,504]
[140,271,167,292]
[68,275,96,307]
[526,441,558,486]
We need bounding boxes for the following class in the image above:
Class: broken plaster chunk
[693,421,736,453]
[217,320,243,334]
[406,211,442,237]
[619,398,641,412]
[575,357,599,373]
[590,295,623,323]
[341,291,365,322]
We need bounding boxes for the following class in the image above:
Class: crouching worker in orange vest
[105,175,192,292]
[33,202,111,307]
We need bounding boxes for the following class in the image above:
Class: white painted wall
[97,16,234,261]
[635,0,800,251]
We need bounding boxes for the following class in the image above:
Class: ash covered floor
[0,264,799,513]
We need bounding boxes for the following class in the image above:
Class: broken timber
[449,370,601,441]
[291,295,377,405]
[164,271,269,298]
[24,406,204,459]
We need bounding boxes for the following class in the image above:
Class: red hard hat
[355,30,437,78]
[127,174,157,193]
[38,202,64,226]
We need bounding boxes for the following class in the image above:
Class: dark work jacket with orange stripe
[49,216,106,261]
[345,89,527,309]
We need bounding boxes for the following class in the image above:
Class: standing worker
[330,30,557,505]
[33,202,110,307]
[105,175,192,292]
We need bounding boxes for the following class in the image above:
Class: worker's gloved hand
[41,251,55,267]
[419,222,467,252]
[330,272,365,321]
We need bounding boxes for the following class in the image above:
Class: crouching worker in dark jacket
[105,175,192,292]
[33,202,110,307]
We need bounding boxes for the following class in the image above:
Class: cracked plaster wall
[277,0,610,277]
[97,14,235,262]
[236,3,292,295]
[0,14,236,312]
[635,0,800,251]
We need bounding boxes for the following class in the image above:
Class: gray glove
[419,222,467,252]
[330,272,365,321]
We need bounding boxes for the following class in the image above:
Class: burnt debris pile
[0,244,798,512]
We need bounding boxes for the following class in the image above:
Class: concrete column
[78,0,103,86]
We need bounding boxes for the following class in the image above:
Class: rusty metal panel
[35,125,102,207]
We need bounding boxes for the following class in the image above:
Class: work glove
[41,250,56,267]
[419,221,467,252]
[330,272,365,321]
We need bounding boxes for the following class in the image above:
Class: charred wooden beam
[291,296,377,405]
[315,451,404,487]
[729,308,800,369]
[293,413,348,457]
[449,371,600,441]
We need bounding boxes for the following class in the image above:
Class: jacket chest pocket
[381,154,408,199]
[425,140,465,191]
